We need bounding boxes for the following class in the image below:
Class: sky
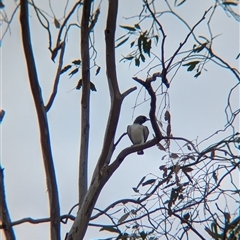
[0,0,239,239]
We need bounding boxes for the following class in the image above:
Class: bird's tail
[137,150,144,155]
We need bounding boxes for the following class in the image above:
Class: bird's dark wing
[127,125,134,144]
[143,126,149,142]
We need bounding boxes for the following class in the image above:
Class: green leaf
[194,71,201,78]
[175,0,187,6]
[142,179,156,186]
[135,58,140,67]
[169,188,179,208]
[193,43,207,53]
[183,61,200,71]
[72,59,81,65]
[136,176,146,189]
[132,187,139,193]
[134,23,141,30]
[99,226,121,234]
[116,36,129,48]
[120,25,136,31]
[118,212,129,223]
[90,81,97,91]
[140,231,147,240]
[154,35,159,44]
[124,55,134,61]
[69,68,79,78]
[142,38,151,56]
[54,18,60,28]
[140,53,145,62]
[95,66,101,76]
[157,143,165,151]
[60,65,72,74]
[76,79,82,90]
[182,167,193,172]
[170,153,179,159]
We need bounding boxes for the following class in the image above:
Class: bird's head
[133,115,149,124]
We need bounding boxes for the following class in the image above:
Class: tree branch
[0,167,15,240]
[67,0,122,238]
[78,0,92,208]
[45,42,65,111]
[19,1,60,239]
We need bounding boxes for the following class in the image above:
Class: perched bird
[127,115,149,155]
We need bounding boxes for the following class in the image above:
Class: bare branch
[55,1,82,48]
[0,215,75,228]
[19,1,60,239]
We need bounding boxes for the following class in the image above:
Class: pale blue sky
[1,0,239,239]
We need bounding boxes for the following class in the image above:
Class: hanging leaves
[136,176,146,189]
[90,81,97,91]
[157,142,165,151]
[60,65,72,74]
[170,153,179,159]
[123,55,134,61]
[120,25,136,31]
[72,59,81,65]
[194,71,201,78]
[99,226,121,234]
[140,53,145,62]
[118,212,130,224]
[182,167,193,172]
[134,23,141,30]
[142,38,151,57]
[54,18,60,28]
[164,110,171,122]
[76,79,82,90]
[76,80,97,92]
[168,188,180,210]
[183,61,200,71]
[68,68,79,78]
[115,36,129,48]
[193,42,207,53]
[142,179,156,186]
[95,66,101,75]
[135,58,140,67]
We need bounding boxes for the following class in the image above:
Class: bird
[127,115,149,155]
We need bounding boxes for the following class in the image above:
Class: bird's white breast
[127,124,146,144]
